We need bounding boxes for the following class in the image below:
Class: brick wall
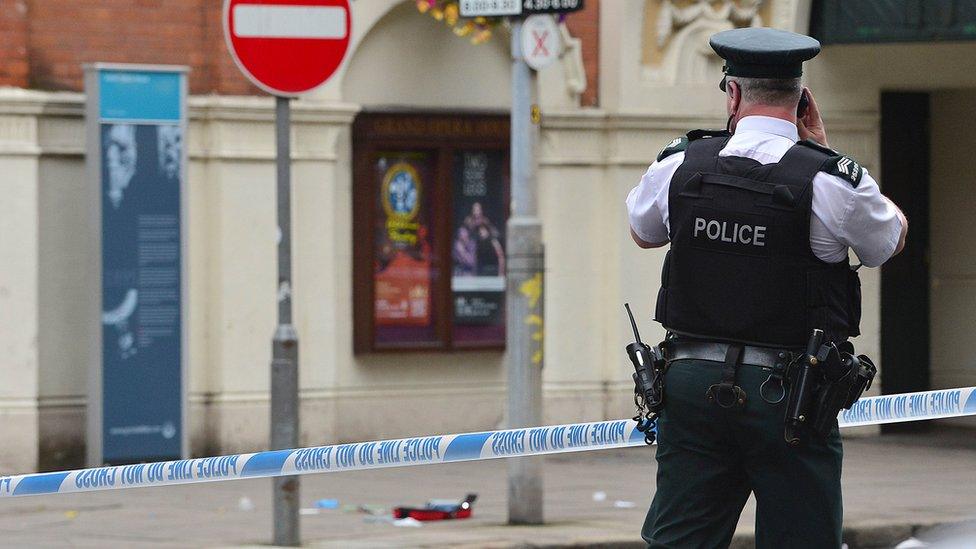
[1,1,600,103]
[0,0,30,87]
[20,0,258,94]
[564,0,599,107]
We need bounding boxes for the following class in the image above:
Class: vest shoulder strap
[656,128,730,162]
[677,134,732,174]
[687,128,732,141]
[769,142,834,187]
[796,139,864,187]
[795,139,837,156]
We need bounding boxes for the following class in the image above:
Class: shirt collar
[734,115,799,142]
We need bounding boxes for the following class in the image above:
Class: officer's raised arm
[812,165,908,267]
[626,165,670,248]
[800,88,909,265]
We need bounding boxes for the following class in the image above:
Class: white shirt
[626,116,903,267]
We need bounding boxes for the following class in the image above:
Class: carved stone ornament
[641,0,769,85]
[559,22,587,100]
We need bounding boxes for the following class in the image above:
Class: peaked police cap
[710,27,821,91]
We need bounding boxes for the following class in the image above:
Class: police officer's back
[626,28,907,548]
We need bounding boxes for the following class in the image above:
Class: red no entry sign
[223,0,351,96]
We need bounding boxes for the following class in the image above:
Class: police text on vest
[693,217,766,247]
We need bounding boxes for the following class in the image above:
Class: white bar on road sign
[233,4,347,39]
[459,0,521,17]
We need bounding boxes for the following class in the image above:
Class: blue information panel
[95,67,186,463]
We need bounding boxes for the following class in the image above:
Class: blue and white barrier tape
[1,386,974,498]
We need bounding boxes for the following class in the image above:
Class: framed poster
[451,150,508,343]
[373,152,438,345]
[352,112,509,352]
[85,64,188,465]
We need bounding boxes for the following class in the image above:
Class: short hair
[727,76,802,108]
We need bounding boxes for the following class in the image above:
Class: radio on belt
[624,304,667,445]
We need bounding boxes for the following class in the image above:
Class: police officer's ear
[726,80,740,117]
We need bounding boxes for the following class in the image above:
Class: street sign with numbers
[459,0,584,18]
[459,0,521,17]
[522,0,584,15]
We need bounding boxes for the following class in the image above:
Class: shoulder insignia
[823,155,863,187]
[798,140,863,187]
[797,139,838,156]
[657,136,688,161]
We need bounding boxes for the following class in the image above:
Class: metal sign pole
[506,18,545,526]
[271,95,300,546]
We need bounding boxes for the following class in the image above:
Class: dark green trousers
[642,358,843,549]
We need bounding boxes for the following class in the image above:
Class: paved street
[0,428,973,548]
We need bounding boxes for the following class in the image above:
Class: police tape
[1,386,974,498]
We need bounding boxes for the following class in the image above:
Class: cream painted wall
[930,91,976,391]
[808,43,976,111]
[0,98,42,472]
[184,98,358,453]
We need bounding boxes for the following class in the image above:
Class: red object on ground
[392,494,478,521]
[392,507,473,521]
[223,0,351,96]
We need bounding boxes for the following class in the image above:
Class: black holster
[784,331,877,444]
[810,348,877,437]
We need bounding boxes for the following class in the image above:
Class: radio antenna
[624,303,642,345]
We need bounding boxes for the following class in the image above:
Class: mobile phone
[797,90,810,118]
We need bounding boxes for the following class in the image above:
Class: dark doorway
[880,92,930,431]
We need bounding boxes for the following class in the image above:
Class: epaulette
[656,136,688,161]
[822,154,863,187]
[798,140,863,187]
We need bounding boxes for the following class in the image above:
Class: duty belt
[664,340,795,370]
[664,340,798,407]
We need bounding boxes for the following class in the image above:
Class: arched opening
[342,1,511,109]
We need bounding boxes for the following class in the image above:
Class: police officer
[626,28,908,548]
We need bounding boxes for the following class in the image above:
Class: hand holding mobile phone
[796,88,828,146]
[797,89,809,118]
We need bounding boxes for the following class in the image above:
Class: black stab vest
[654,135,861,347]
